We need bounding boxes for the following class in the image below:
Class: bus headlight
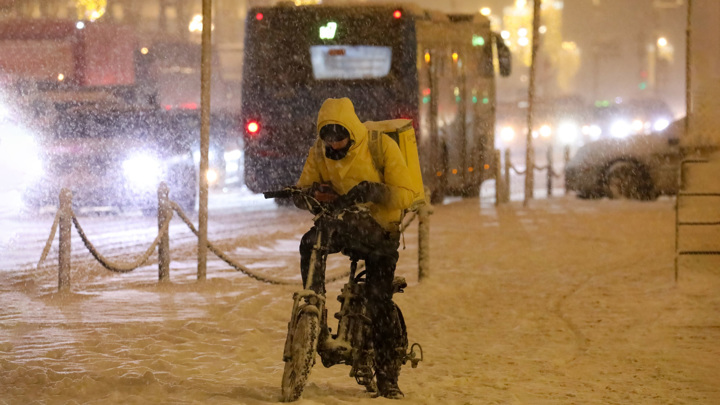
[123,153,161,189]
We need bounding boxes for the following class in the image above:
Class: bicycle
[263,186,423,402]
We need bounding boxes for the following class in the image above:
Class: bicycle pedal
[407,343,424,368]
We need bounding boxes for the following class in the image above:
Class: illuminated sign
[319,22,338,40]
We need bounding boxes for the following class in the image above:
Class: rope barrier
[37,209,60,270]
[535,165,562,179]
[72,208,173,273]
[39,185,424,290]
[171,201,352,285]
[509,164,527,175]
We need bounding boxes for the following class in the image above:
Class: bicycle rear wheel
[281,312,319,402]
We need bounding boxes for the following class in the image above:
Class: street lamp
[657,37,668,47]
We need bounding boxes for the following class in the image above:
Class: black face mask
[325,139,354,160]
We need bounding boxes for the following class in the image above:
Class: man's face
[324,137,350,150]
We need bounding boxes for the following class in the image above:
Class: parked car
[22,105,197,214]
[564,118,686,200]
[591,98,674,139]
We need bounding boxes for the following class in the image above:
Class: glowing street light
[657,37,668,47]
[480,7,491,16]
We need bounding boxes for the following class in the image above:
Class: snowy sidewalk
[1,196,718,404]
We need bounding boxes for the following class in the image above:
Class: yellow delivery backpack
[363,119,426,212]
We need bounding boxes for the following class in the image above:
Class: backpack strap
[368,130,385,181]
[313,140,326,181]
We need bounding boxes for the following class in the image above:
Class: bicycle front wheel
[281,312,319,402]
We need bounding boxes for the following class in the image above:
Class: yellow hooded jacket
[297,98,416,232]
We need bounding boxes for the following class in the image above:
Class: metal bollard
[417,204,431,281]
[158,182,171,282]
[547,145,553,197]
[58,188,72,292]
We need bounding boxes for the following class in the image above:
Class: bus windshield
[244,9,405,87]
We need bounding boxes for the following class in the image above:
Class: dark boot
[375,362,403,399]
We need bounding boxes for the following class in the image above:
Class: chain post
[58,188,72,292]
[547,145,553,197]
[158,182,171,282]
[418,204,431,281]
[564,145,571,195]
[503,149,511,203]
[494,149,502,206]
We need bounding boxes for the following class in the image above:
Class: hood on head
[316,98,367,145]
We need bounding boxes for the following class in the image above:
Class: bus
[240,3,511,203]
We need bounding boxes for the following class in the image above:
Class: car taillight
[393,10,402,19]
[246,121,260,136]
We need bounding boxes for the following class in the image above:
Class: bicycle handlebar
[263,186,366,216]
[263,188,298,199]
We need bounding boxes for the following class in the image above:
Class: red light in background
[247,121,260,134]
[179,102,198,110]
[256,13,264,21]
[393,10,402,19]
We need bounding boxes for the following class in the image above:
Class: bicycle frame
[265,187,422,400]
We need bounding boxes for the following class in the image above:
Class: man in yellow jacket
[296,98,415,399]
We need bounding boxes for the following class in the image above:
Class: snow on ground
[1,195,719,404]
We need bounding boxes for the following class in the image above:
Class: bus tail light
[246,121,260,136]
[393,10,402,19]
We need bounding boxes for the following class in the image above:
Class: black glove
[291,192,309,210]
[344,181,388,205]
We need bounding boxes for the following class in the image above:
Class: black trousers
[299,214,403,378]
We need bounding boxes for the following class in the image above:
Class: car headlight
[206,168,219,185]
[557,122,579,144]
[631,119,644,133]
[653,118,670,132]
[0,124,43,181]
[122,153,161,189]
[539,124,552,138]
[500,126,515,142]
[582,124,602,140]
[610,120,630,138]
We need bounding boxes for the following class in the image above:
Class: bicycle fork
[283,228,328,362]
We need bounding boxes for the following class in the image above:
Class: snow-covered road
[1,194,718,404]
